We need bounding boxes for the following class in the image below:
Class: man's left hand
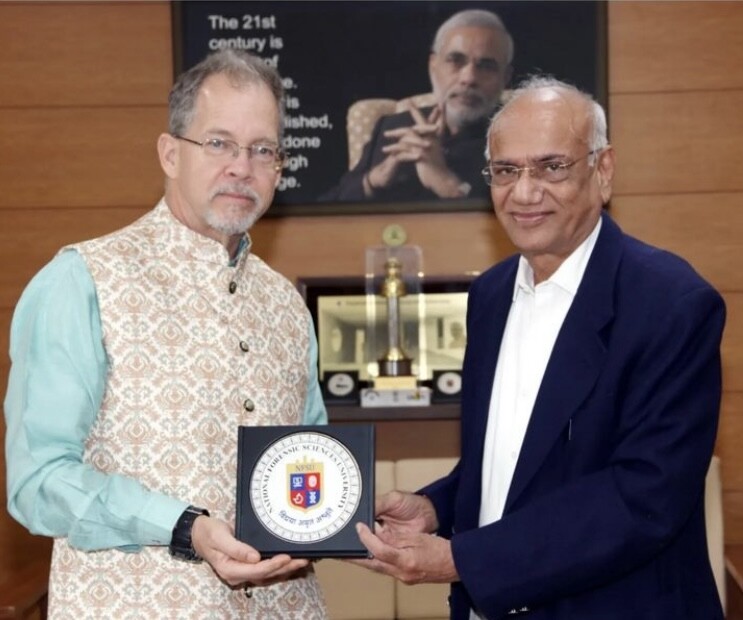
[353,522,459,585]
[382,104,466,199]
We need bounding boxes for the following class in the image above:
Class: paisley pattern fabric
[47,201,327,619]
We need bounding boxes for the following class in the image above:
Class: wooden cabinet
[329,404,460,461]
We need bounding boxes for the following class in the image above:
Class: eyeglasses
[174,135,286,168]
[482,150,599,187]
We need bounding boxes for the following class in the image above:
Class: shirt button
[243,398,255,412]
[229,281,237,294]
[244,587,253,599]
[239,340,250,352]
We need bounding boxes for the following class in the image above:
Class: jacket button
[243,398,255,412]
[228,281,237,294]
[239,340,249,352]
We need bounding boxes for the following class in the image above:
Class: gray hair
[168,50,285,138]
[485,75,608,162]
[433,9,514,65]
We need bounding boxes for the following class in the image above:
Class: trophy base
[360,387,432,408]
[374,375,418,390]
[378,358,413,377]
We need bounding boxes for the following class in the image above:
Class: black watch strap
[169,505,209,563]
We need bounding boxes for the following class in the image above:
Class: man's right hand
[191,516,310,587]
[364,155,403,196]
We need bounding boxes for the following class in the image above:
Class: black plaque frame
[236,424,375,558]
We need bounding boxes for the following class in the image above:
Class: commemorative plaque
[236,424,375,558]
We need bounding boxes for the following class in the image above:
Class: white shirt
[470,218,601,619]
[479,218,601,526]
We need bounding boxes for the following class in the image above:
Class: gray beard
[205,205,260,235]
[206,184,265,233]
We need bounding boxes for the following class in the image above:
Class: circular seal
[436,371,462,396]
[327,372,355,397]
[381,223,407,247]
[250,431,362,544]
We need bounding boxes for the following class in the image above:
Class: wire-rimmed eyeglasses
[174,135,287,168]
[482,150,599,187]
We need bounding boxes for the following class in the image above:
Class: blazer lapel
[458,258,518,530]
[504,214,623,512]
[466,264,517,432]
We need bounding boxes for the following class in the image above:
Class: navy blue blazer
[422,213,726,619]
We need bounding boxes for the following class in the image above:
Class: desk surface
[328,402,460,422]
[0,558,49,619]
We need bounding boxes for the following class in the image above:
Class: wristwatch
[169,505,210,562]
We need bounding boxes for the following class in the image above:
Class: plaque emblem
[250,432,362,544]
[288,460,323,511]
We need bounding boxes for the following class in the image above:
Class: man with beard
[5,50,329,619]
[321,9,513,204]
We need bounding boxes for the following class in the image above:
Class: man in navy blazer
[355,76,726,619]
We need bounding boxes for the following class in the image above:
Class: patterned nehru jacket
[48,200,328,619]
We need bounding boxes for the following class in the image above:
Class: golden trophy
[375,257,416,389]
[360,246,431,407]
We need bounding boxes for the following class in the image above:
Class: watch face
[249,431,363,544]
[436,371,462,395]
[327,372,355,397]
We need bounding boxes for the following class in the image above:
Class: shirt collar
[229,235,252,267]
[512,217,602,300]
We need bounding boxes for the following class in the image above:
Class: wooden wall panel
[250,211,514,284]
[340,419,460,461]
[725,491,743,545]
[0,108,166,209]
[0,308,8,368]
[609,1,743,93]
[610,91,743,195]
[718,392,743,489]
[611,194,743,292]
[716,390,742,543]
[0,2,172,107]
[0,207,149,309]
[722,293,743,393]
[0,508,51,585]
[1,306,9,466]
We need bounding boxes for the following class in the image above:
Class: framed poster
[172,1,607,216]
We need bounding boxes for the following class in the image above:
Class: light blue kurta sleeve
[4,250,187,552]
[301,319,328,426]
